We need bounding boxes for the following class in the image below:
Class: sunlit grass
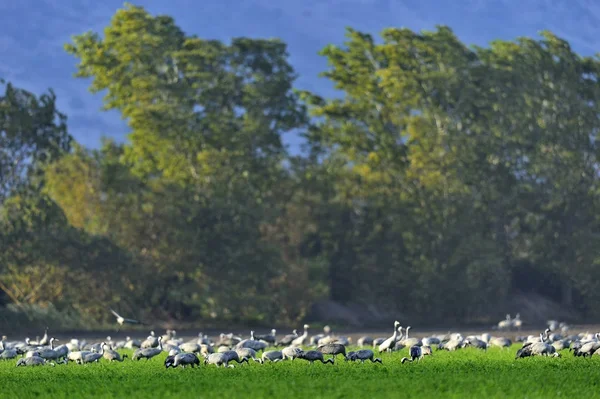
[2,345,600,398]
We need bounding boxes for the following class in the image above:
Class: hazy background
[1,1,599,332]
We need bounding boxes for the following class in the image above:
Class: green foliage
[4,6,600,327]
[0,81,71,203]
[301,25,600,320]
[64,3,306,184]
[50,4,317,325]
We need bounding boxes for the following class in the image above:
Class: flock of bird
[2,312,597,369]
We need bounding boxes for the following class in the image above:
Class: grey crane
[464,338,488,350]
[298,350,334,364]
[236,347,262,363]
[317,343,346,360]
[422,337,441,347]
[68,351,94,363]
[400,326,421,348]
[438,335,464,351]
[161,342,181,354]
[52,342,69,360]
[401,345,432,363]
[254,329,277,345]
[38,328,50,346]
[236,331,268,352]
[78,343,105,364]
[356,336,373,347]
[179,341,201,353]
[23,338,42,354]
[141,332,159,349]
[200,344,214,356]
[291,325,310,347]
[498,314,512,330]
[221,350,250,365]
[512,313,523,331]
[345,349,382,363]
[103,344,128,362]
[548,320,560,332]
[82,345,105,364]
[16,356,54,367]
[196,333,211,346]
[0,340,17,360]
[217,333,241,347]
[10,340,29,355]
[515,343,533,359]
[124,337,141,349]
[574,333,600,357]
[261,350,283,363]
[110,309,144,331]
[488,337,511,348]
[204,352,234,368]
[133,337,163,360]
[0,349,17,360]
[570,340,584,353]
[517,332,559,358]
[277,330,298,347]
[378,321,401,353]
[161,329,175,342]
[165,353,200,368]
[38,338,62,361]
[84,342,104,353]
[113,338,127,350]
[164,355,176,368]
[552,339,570,352]
[533,330,559,357]
[282,346,304,361]
[311,326,332,346]
[325,335,351,346]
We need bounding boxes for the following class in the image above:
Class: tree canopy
[2,5,600,328]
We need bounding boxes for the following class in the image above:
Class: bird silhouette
[110,309,145,331]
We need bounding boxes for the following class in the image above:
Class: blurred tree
[300,26,600,319]
[56,3,317,324]
[0,80,71,203]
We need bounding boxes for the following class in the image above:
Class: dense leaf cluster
[2,4,600,326]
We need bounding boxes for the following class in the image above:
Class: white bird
[498,314,512,330]
[399,326,421,348]
[379,321,401,352]
[261,350,283,363]
[204,352,234,368]
[103,344,128,362]
[110,309,144,331]
[68,351,94,363]
[291,325,310,347]
[282,346,304,361]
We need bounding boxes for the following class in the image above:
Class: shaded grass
[1,345,600,398]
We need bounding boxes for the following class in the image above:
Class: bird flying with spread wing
[110,309,144,331]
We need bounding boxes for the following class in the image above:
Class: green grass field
[2,345,600,398]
